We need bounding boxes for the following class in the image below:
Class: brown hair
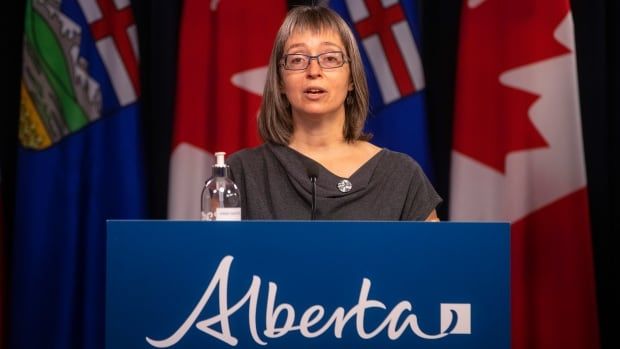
[258,5,370,144]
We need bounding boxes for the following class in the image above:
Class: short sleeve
[400,160,442,220]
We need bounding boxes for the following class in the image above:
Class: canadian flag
[168,0,287,219]
[451,1,599,348]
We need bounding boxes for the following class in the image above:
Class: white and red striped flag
[168,0,287,219]
[451,0,599,348]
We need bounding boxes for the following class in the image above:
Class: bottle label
[215,207,241,221]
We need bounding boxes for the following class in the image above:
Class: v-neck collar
[267,143,385,198]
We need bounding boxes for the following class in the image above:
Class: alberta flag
[11,1,145,348]
[330,0,432,175]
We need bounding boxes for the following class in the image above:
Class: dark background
[1,1,618,348]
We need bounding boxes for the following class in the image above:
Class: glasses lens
[285,54,308,70]
[319,52,344,68]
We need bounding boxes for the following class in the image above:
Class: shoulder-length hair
[258,5,370,144]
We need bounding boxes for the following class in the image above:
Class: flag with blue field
[11,1,145,348]
[331,0,432,176]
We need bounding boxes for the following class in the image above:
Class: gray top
[227,143,442,220]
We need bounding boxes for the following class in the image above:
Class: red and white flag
[168,0,287,219]
[451,0,599,348]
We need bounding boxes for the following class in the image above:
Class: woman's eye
[290,57,305,64]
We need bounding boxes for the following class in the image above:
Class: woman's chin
[292,105,345,119]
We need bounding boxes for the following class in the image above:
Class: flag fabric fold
[168,0,287,219]
[11,1,145,348]
[330,0,433,176]
[451,0,599,348]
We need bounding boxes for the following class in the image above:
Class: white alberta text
[146,255,470,347]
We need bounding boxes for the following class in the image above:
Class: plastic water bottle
[200,152,241,221]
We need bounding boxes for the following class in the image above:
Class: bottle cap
[214,152,226,168]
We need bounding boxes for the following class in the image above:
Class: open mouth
[304,87,326,95]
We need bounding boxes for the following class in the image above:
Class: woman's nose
[306,58,322,76]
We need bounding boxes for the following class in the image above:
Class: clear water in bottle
[200,152,241,221]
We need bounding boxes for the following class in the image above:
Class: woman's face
[281,29,352,121]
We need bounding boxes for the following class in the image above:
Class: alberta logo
[146,256,472,347]
[20,0,139,150]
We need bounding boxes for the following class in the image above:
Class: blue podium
[106,221,509,349]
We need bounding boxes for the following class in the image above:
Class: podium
[106,221,509,349]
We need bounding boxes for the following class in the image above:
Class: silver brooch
[337,179,352,193]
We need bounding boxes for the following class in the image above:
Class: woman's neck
[289,129,347,153]
[289,111,348,152]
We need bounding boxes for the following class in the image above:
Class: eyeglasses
[281,51,349,70]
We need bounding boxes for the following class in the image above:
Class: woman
[228,5,441,221]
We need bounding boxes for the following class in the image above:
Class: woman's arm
[425,209,440,222]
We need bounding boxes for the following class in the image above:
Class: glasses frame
[281,51,350,71]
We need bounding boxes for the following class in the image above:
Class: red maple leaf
[173,1,286,154]
[453,0,571,173]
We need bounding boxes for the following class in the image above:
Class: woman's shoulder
[377,147,424,172]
